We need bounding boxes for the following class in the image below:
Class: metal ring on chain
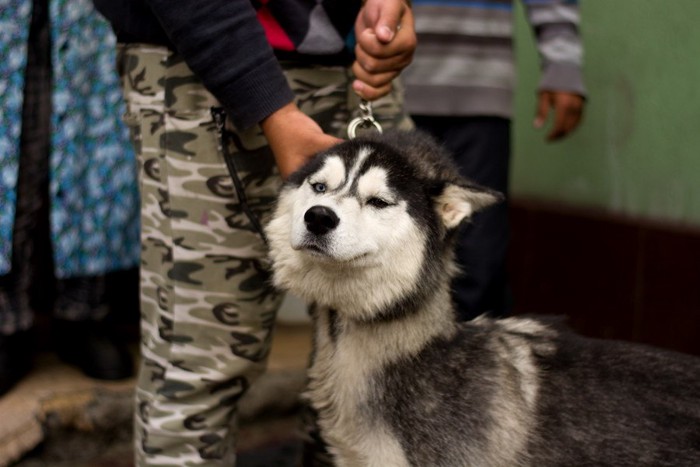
[347,117,383,139]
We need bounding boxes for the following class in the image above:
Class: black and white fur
[265,130,700,467]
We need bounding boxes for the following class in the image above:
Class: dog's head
[265,130,500,320]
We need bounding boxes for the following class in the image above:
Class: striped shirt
[403,0,586,118]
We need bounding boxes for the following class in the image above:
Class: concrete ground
[0,324,313,467]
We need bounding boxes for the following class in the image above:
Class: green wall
[512,1,700,226]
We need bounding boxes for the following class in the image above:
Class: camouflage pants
[117,43,412,467]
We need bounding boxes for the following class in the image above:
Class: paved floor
[1,324,313,467]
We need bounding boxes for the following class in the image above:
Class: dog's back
[374,316,700,467]
[530,324,700,466]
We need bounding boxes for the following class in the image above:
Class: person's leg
[413,116,511,320]
[119,45,284,466]
[52,274,134,380]
[0,0,52,396]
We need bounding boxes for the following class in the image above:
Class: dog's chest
[307,327,376,429]
[306,312,411,466]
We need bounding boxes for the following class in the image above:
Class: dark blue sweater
[94,0,361,129]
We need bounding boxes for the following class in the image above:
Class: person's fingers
[547,94,585,141]
[562,110,582,137]
[535,92,585,141]
[547,99,570,141]
[563,94,585,133]
[357,0,408,44]
[352,57,401,85]
[351,79,393,101]
[374,3,403,43]
[354,39,414,72]
[352,1,414,102]
[355,9,416,59]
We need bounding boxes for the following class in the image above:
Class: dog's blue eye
[367,197,390,209]
[312,183,326,193]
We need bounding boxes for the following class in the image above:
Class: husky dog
[265,131,700,467]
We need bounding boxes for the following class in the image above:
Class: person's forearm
[144,0,294,129]
[523,0,586,97]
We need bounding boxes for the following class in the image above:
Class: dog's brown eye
[367,197,390,209]
[311,182,326,193]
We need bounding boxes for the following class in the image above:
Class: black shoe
[0,330,34,396]
[53,319,134,380]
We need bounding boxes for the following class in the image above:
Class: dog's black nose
[304,205,339,236]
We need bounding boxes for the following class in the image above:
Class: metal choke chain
[347,99,383,139]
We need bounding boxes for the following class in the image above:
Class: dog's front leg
[332,432,411,467]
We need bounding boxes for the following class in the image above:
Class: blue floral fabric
[0,0,31,275]
[0,0,139,278]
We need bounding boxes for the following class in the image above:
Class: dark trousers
[413,116,512,321]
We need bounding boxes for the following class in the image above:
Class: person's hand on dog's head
[534,91,585,142]
[261,102,342,179]
[353,0,416,101]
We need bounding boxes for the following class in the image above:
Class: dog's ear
[435,183,502,229]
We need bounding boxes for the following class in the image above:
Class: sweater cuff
[538,62,587,98]
[217,55,295,130]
